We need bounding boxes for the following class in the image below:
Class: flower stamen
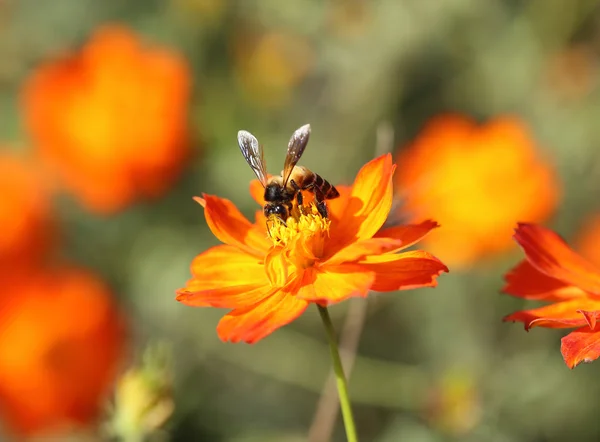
[267,203,330,248]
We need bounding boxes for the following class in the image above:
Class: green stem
[317,305,358,442]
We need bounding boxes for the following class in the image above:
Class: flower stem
[317,305,358,442]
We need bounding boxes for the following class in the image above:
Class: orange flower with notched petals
[503,223,600,369]
[176,154,448,343]
[395,114,560,268]
[0,267,125,436]
[0,151,54,268]
[22,25,191,214]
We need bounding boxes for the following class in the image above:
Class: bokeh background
[1,0,600,440]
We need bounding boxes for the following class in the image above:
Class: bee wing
[282,124,311,186]
[237,130,268,187]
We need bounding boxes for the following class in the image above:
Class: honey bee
[237,124,340,223]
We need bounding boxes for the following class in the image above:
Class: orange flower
[503,223,600,369]
[22,25,191,214]
[395,114,560,268]
[0,151,54,268]
[176,154,448,343]
[0,267,125,436]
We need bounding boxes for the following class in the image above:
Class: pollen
[267,203,331,247]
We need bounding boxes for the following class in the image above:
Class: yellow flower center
[267,204,330,249]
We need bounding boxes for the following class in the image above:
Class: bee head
[264,203,288,221]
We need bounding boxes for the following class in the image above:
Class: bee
[237,124,340,223]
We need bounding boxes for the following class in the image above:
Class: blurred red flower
[395,114,560,268]
[0,151,54,269]
[0,267,125,436]
[22,25,191,214]
[504,223,600,369]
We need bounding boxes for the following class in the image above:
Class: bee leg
[314,187,329,218]
[296,190,303,206]
[290,179,305,213]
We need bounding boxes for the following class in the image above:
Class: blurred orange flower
[0,267,125,436]
[395,114,560,268]
[176,154,448,343]
[22,25,191,214]
[0,151,54,268]
[503,223,600,369]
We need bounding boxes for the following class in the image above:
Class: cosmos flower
[0,267,125,436]
[503,223,600,369]
[176,154,448,343]
[394,114,560,268]
[22,25,191,214]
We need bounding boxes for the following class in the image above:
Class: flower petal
[264,246,292,287]
[176,284,271,308]
[216,289,309,343]
[514,223,600,295]
[249,179,265,206]
[359,250,449,291]
[296,265,375,305]
[326,185,352,222]
[503,298,600,330]
[325,238,404,266]
[327,154,395,254]
[175,245,269,307]
[374,219,440,252]
[187,245,266,288]
[503,260,587,301]
[201,194,271,256]
[561,326,600,369]
[528,310,600,330]
[580,310,600,329]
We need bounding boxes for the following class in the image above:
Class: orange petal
[249,179,265,206]
[327,185,352,222]
[187,245,266,288]
[254,209,267,226]
[216,289,309,343]
[201,194,271,257]
[514,223,600,295]
[264,246,292,287]
[561,326,600,369]
[503,298,600,330]
[175,245,269,307]
[327,154,395,253]
[529,310,600,329]
[176,284,271,308]
[580,310,600,329]
[374,219,440,252]
[359,250,449,291]
[503,260,587,301]
[325,237,404,266]
[295,265,375,305]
